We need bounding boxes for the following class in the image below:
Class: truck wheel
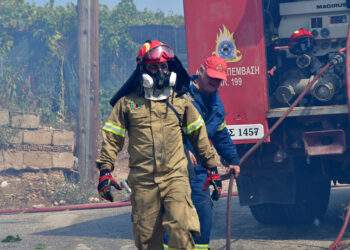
[282,175,330,224]
[249,176,330,224]
[249,203,287,224]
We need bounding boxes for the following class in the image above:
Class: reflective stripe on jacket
[187,80,240,167]
[96,91,217,185]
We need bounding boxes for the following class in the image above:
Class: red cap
[204,56,227,81]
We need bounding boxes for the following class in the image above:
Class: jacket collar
[189,78,219,109]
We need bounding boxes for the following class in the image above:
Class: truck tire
[282,174,330,224]
[249,203,287,224]
[249,158,330,225]
[249,176,330,224]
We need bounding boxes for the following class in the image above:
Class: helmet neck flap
[109,40,190,106]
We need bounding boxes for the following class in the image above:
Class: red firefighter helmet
[289,28,316,55]
[136,40,175,64]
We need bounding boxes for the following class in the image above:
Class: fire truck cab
[184,0,350,224]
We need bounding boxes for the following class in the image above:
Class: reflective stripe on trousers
[163,243,210,250]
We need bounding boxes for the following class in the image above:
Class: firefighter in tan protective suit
[96,40,219,250]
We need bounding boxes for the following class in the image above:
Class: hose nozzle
[330,51,345,65]
[120,180,132,194]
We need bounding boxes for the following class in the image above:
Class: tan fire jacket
[96,91,217,185]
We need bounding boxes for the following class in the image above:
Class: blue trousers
[164,169,213,249]
[190,170,213,245]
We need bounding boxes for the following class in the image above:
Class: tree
[0,0,184,124]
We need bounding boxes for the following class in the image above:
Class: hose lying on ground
[0,193,239,215]
[225,60,332,250]
[0,200,131,215]
[328,201,350,250]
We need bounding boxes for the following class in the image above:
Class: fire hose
[327,47,350,250]
[0,200,131,214]
[222,57,337,249]
[329,199,350,250]
[0,51,348,249]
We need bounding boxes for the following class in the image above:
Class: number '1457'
[228,127,259,137]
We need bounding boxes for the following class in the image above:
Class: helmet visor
[144,45,175,63]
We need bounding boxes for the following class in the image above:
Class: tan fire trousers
[130,177,200,250]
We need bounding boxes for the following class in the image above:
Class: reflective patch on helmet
[144,42,151,52]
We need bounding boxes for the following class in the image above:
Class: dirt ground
[0,138,235,210]
[0,153,130,210]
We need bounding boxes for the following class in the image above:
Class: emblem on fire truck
[212,25,242,62]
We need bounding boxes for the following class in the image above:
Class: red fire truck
[184,0,350,224]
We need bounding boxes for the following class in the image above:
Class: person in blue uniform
[164,55,240,250]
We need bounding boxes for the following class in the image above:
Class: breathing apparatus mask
[108,41,190,107]
[142,62,177,100]
[137,41,177,100]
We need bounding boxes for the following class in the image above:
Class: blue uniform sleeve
[210,96,240,165]
[211,122,240,165]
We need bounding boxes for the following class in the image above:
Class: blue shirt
[186,76,240,171]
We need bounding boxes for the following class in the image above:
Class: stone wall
[0,109,77,172]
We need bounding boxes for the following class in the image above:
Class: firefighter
[96,40,220,250]
[165,55,241,250]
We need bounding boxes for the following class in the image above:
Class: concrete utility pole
[77,0,99,182]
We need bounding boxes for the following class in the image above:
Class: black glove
[98,169,122,202]
[202,167,222,201]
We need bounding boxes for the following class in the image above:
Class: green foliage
[35,243,46,249]
[0,0,78,126]
[99,87,119,122]
[39,170,130,205]
[40,170,98,205]
[0,0,184,126]
[0,128,19,145]
[1,235,22,243]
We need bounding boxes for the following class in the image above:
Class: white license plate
[226,124,264,140]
